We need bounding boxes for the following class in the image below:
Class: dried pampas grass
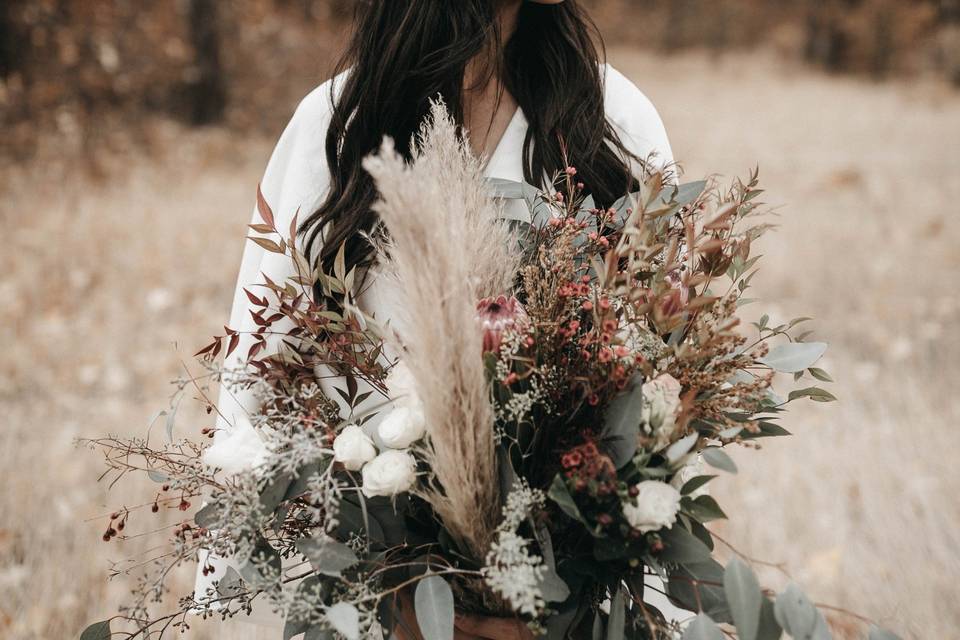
[361,100,518,560]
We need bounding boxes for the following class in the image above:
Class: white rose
[670,455,708,498]
[641,373,683,450]
[623,481,681,533]
[361,449,417,498]
[377,406,427,449]
[202,416,270,476]
[386,361,422,411]
[332,424,377,471]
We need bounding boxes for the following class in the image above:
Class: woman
[199,1,676,638]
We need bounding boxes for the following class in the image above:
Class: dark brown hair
[300,0,641,277]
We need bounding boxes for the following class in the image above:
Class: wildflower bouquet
[79,104,899,640]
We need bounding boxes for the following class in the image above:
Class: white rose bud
[361,449,417,498]
[332,424,377,471]
[641,373,683,451]
[386,361,422,411]
[622,480,681,533]
[378,406,427,449]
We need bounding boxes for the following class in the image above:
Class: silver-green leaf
[682,613,725,640]
[774,583,818,640]
[759,343,828,373]
[724,558,763,640]
[80,620,111,640]
[296,535,359,577]
[415,575,455,640]
[702,447,738,474]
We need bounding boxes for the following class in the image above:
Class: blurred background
[1,1,958,639]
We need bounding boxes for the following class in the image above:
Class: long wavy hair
[299,0,641,278]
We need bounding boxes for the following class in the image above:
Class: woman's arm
[601,62,675,180]
[192,75,342,623]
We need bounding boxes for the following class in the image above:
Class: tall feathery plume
[362,100,519,560]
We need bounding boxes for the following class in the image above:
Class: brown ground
[1,48,958,639]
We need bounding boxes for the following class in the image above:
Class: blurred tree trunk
[185,0,226,125]
[0,1,18,78]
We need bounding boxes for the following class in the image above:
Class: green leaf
[682,613,725,640]
[216,566,244,599]
[808,367,833,382]
[538,566,571,603]
[787,387,837,403]
[759,342,828,373]
[757,598,783,640]
[80,620,111,640]
[325,602,360,640]
[725,558,763,640]
[147,469,168,483]
[606,587,625,640]
[674,180,708,207]
[660,524,714,564]
[600,377,643,468]
[296,535,359,577]
[548,475,586,524]
[686,495,727,522]
[666,433,699,464]
[702,448,738,474]
[680,475,717,496]
[194,502,221,529]
[259,471,294,514]
[415,575,455,640]
[868,627,902,640]
[304,627,335,640]
[239,536,281,586]
[774,583,818,640]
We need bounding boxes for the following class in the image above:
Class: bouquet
[79,103,899,640]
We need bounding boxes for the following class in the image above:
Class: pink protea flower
[475,295,529,354]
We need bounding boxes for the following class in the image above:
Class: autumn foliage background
[2,1,959,639]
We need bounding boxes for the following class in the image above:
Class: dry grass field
[1,48,958,639]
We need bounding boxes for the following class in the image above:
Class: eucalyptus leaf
[681,613,725,640]
[216,566,244,599]
[600,377,644,468]
[259,471,294,514]
[666,433,699,464]
[325,602,360,640]
[548,475,586,524]
[702,448,738,474]
[592,612,605,640]
[724,558,763,640]
[195,502,221,529]
[674,180,708,207]
[759,343,828,374]
[147,469,169,483]
[787,387,837,403]
[79,620,111,640]
[680,475,717,496]
[773,584,818,640]
[239,537,281,586]
[756,598,783,640]
[305,627,335,640]
[296,535,359,577]
[415,575,455,640]
[660,525,714,564]
[538,565,571,603]
[606,588,625,640]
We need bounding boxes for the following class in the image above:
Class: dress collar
[482,106,526,182]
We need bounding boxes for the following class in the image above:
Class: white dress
[196,62,677,634]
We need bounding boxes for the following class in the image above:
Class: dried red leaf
[256,183,275,229]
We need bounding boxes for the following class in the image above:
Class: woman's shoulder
[599,62,674,168]
[284,68,351,141]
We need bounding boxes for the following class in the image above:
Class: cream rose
[361,449,417,498]
[377,406,427,449]
[641,373,683,451]
[623,481,681,533]
[386,361,422,410]
[332,424,377,471]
